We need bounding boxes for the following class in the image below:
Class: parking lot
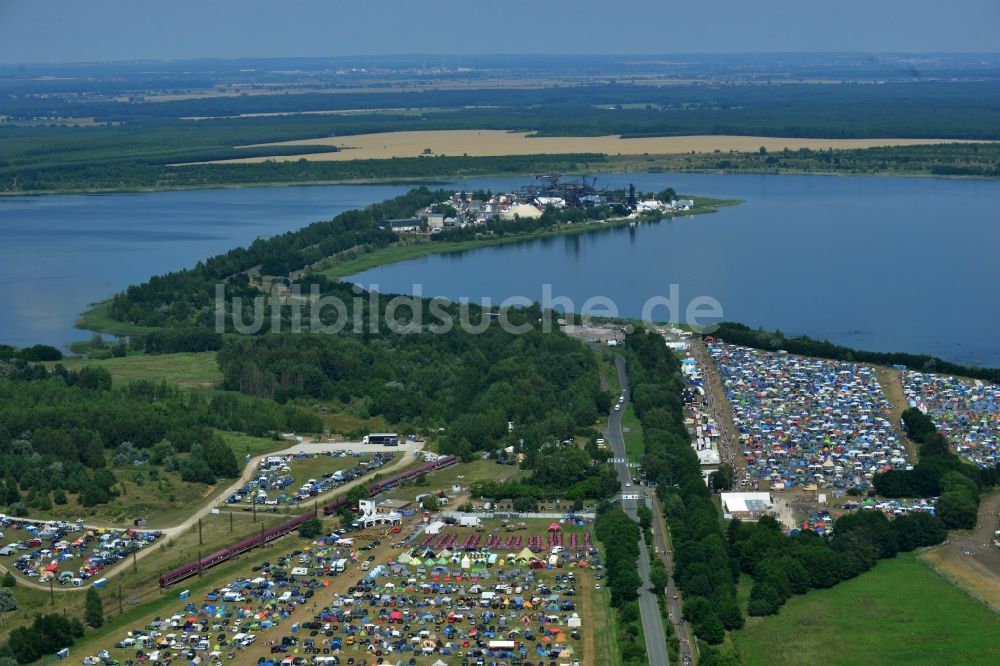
[224,452,397,509]
[0,516,161,587]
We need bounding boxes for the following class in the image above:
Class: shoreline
[3,162,1000,199]
[320,197,740,280]
[75,196,740,337]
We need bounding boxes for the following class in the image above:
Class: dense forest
[710,322,1000,382]
[0,361,321,515]
[594,506,649,665]
[216,304,608,461]
[3,81,1000,192]
[0,152,601,194]
[5,81,1000,137]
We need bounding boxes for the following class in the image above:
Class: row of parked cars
[0,516,161,585]
[225,452,396,508]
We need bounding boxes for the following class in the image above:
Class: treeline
[3,613,85,664]
[471,447,619,504]
[216,301,606,460]
[709,322,999,382]
[622,329,742,644]
[0,362,320,514]
[625,327,951,645]
[1,150,601,194]
[729,510,946,617]
[594,506,649,666]
[108,187,442,327]
[874,408,1000,528]
[139,328,224,354]
[0,344,62,363]
[642,142,1000,179]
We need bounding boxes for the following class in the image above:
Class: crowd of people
[707,343,910,492]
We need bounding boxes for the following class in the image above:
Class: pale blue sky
[1,0,998,63]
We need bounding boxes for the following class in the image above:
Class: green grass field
[75,301,160,337]
[220,432,289,458]
[730,552,1000,666]
[379,459,527,504]
[621,404,644,460]
[47,352,222,390]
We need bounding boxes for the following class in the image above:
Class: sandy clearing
[195,130,986,164]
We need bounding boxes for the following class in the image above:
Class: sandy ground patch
[196,130,985,164]
[921,490,1000,612]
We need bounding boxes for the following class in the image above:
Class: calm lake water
[0,185,411,348]
[352,173,1000,367]
[0,174,997,366]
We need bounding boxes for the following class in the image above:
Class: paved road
[651,490,697,665]
[604,352,670,666]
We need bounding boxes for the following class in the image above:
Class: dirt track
[922,490,1000,611]
[0,439,424,592]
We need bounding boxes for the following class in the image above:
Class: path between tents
[0,438,425,592]
[874,366,919,463]
[690,337,744,474]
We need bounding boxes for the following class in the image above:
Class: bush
[298,518,323,539]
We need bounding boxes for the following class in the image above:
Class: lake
[0,185,411,348]
[352,173,1000,367]
[0,174,997,366]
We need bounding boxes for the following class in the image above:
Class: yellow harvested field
[201,130,984,164]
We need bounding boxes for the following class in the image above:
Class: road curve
[0,439,424,592]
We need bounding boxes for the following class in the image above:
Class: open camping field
[729,552,1000,666]
[208,130,985,164]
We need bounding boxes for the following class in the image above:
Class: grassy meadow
[729,552,1000,666]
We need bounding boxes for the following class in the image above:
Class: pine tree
[84,587,103,628]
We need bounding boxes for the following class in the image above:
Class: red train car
[159,455,458,587]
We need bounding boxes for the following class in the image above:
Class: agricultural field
[729,552,1000,666]
[212,129,983,164]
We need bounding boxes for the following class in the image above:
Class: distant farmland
[198,130,986,164]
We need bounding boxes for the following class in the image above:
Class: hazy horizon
[2,0,998,63]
